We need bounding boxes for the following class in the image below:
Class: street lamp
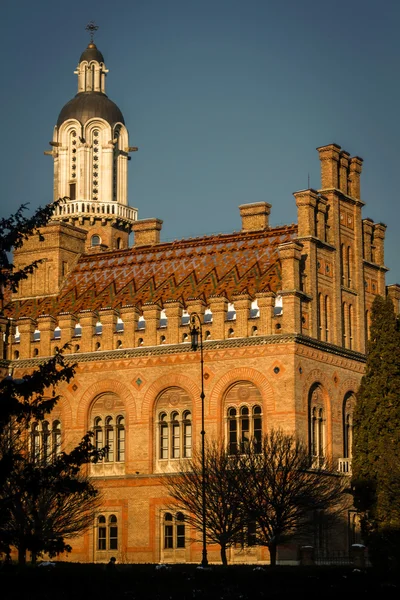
[189,312,208,568]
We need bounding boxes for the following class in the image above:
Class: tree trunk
[268,541,277,566]
[220,543,228,566]
[18,545,26,566]
[31,551,37,566]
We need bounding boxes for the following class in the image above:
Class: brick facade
[0,41,395,565]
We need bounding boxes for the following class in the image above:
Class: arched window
[155,388,192,465]
[95,417,103,450]
[309,385,325,468]
[342,302,347,347]
[317,292,323,340]
[343,392,355,466]
[347,246,352,287]
[225,382,263,455]
[159,413,168,459]
[42,421,51,465]
[171,412,180,459]
[91,235,101,247]
[163,512,185,549]
[52,421,61,457]
[164,512,173,549]
[97,514,118,551]
[228,407,238,455]
[105,416,114,462]
[240,406,250,453]
[91,394,126,465]
[31,423,40,463]
[348,304,353,350]
[324,296,330,341]
[253,405,262,453]
[117,416,125,462]
[31,420,61,463]
[182,411,192,458]
[98,515,107,550]
[109,515,118,550]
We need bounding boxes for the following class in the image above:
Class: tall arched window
[182,411,192,458]
[227,403,263,454]
[309,385,326,468]
[155,388,192,467]
[342,302,347,347]
[31,423,40,463]
[347,246,352,287]
[163,512,185,549]
[98,515,106,550]
[105,416,114,462]
[348,304,353,350]
[91,393,126,466]
[225,381,263,455]
[97,514,118,551]
[158,410,192,460]
[117,416,125,462]
[318,292,323,340]
[42,421,50,464]
[30,419,61,463]
[324,295,330,341]
[343,392,356,465]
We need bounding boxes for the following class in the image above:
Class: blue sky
[1,0,399,284]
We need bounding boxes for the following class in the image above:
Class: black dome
[57,92,125,127]
[79,42,104,63]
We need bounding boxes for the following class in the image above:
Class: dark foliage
[352,295,400,569]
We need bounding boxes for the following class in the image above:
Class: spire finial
[85,21,99,44]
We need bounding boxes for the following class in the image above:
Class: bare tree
[239,429,349,565]
[0,433,103,564]
[165,441,247,566]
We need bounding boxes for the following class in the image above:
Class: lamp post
[189,312,208,568]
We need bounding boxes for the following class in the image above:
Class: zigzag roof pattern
[10,225,297,319]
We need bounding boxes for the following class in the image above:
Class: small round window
[91,235,101,247]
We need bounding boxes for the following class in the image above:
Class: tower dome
[48,36,138,251]
[56,42,124,127]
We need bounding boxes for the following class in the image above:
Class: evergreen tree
[0,201,104,564]
[352,295,400,567]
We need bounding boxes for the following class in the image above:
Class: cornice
[10,333,366,369]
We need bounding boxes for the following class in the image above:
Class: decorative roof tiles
[10,225,297,319]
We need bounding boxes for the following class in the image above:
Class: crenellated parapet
[9,292,286,359]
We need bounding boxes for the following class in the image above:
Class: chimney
[239,202,271,232]
[132,218,163,246]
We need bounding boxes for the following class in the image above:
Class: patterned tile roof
[9,225,297,319]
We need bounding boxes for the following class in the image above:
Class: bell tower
[46,23,138,250]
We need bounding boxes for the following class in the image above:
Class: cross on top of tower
[85,21,99,44]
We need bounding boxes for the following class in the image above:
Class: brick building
[1,40,399,564]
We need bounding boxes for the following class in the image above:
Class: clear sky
[1,0,399,284]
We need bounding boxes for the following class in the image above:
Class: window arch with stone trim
[155,387,192,472]
[90,392,126,475]
[308,384,326,468]
[224,381,263,455]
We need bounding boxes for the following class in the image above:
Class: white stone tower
[47,28,137,250]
